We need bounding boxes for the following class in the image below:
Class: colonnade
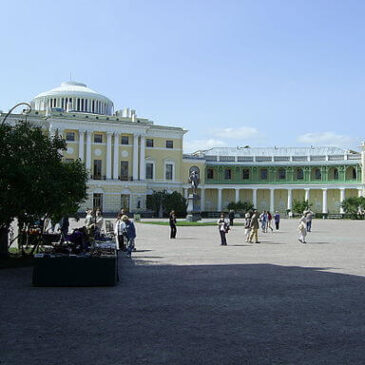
[54,127,147,181]
[184,186,364,213]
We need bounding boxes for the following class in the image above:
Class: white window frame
[145,160,155,180]
[164,160,175,181]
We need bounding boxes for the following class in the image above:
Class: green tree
[227,201,254,213]
[341,196,365,216]
[292,200,313,214]
[0,121,88,257]
[147,190,187,217]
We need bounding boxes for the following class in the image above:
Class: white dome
[33,81,114,115]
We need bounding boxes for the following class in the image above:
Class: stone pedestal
[186,193,201,222]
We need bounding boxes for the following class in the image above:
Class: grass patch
[140,221,245,226]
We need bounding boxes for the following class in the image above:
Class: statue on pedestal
[186,168,201,222]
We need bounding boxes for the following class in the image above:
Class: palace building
[2,81,365,214]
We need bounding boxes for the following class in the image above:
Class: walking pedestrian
[306,210,313,232]
[217,213,229,246]
[229,209,235,226]
[260,210,268,233]
[249,210,260,243]
[121,215,136,257]
[114,213,125,251]
[267,211,274,231]
[169,210,177,238]
[274,211,280,230]
[244,212,251,242]
[298,213,307,244]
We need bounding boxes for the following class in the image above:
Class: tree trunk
[0,226,9,258]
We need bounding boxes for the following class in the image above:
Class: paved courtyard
[1,219,365,364]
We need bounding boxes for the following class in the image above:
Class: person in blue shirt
[274,211,280,230]
[121,215,136,257]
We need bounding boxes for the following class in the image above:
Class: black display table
[32,254,118,287]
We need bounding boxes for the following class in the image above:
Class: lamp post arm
[1,102,32,126]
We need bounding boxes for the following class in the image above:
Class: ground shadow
[1,260,365,365]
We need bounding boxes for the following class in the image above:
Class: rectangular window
[93,193,103,210]
[66,132,75,141]
[278,169,286,179]
[121,136,129,145]
[94,134,103,143]
[260,169,268,180]
[166,140,173,149]
[224,169,232,180]
[120,161,128,181]
[315,169,321,180]
[146,163,154,179]
[207,168,214,179]
[93,160,102,179]
[242,169,250,179]
[165,163,173,180]
[146,139,154,147]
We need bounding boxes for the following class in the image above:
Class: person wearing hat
[121,215,136,257]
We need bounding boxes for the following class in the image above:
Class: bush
[227,201,254,213]
[292,200,312,214]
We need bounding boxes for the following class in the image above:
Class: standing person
[260,210,268,233]
[121,215,136,257]
[274,211,280,230]
[249,210,260,243]
[169,210,177,239]
[58,216,69,244]
[267,211,274,231]
[244,212,251,242]
[217,213,229,246]
[298,213,307,244]
[114,214,124,251]
[306,210,313,232]
[288,209,293,219]
[95,208,104,239]
[228,210,235,226]
[85,209,93,229]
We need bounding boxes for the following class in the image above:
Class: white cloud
[297,132,356,147]
[183,138,227,153]
[212,126,259,139]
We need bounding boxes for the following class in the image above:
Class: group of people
[217,209,315,246]
[114,209,137,257]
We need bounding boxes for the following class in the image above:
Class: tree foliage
[292,200,313,214]
[0,121,88,256]
[227,201,254,212]
[341,196,365,215]
[147,190,187,217]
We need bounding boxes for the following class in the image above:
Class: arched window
[296,168,304,180]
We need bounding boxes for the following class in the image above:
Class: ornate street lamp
[1,102,32,126]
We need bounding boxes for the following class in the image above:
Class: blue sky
[1,0,364,152]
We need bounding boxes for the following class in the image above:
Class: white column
[200,188,205,211]
[270,188,275,212]
[85,131,92,173]
[235,188,240,203]
[78,130,85,161]
[133,134,139,181]
[305,188,310,202]
[217,188,223,211]
[140,135,146,180]
[106,132,113,179]
[322,188,328,214]
[287,188,293,211]
[113,132,120,179]
[252,188,257,208]
[340,188,345,214]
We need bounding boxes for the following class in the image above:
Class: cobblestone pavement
[1,219,365,365]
